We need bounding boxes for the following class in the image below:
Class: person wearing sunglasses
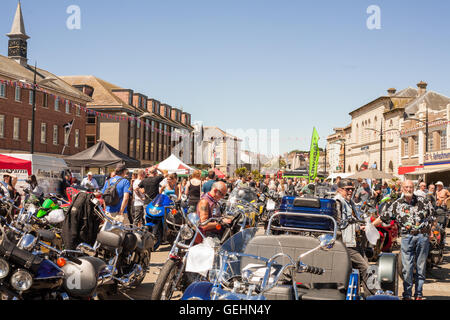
[334,179,371,296]
[196,181,231,238]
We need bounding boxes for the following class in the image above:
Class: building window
[0,115,4,138]
[54,97,59,111]
[441,130,447,150]
[29,90,33,105]
[27,120,32,142]
[87,115,96,124]
[15,86,21,102]
[75,129,80,148]
[41,123,47,144]
[403,138,409,156]
[86,136,96,148]
[0,83,6,98]
[76,105,81,116]
[65,100,70,114]
[43,93,48,108]
[53,125,58,145]
[13,118,20,140]
[428,135,434,152]
[64,129,69,146]
[413,136,418,155]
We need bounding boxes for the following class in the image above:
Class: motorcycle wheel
[151,259,181,300]
[132,249,152,287]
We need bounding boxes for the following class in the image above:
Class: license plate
[267,200,275,211]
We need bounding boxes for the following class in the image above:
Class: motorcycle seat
[242,234,351,300]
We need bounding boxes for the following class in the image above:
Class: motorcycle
[260,190,280,228]
[359,199,399,262]
[182,212,399,300]
[0,208,110,300]
[427,207,447,271]
[151,201,254,301]
[145,191,187,251]
[76,197,153,297]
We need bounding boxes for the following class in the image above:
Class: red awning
[398,165,423,175]
[214,168,225,179]
[0,154,32,175]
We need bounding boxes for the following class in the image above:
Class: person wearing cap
[101,164,132,224]
[435,181,450,208]
[81,172,99,191]
[333,179,371,296]
[372,180,435,300]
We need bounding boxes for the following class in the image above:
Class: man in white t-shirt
[133,169,146,227]
[81,172,99,190]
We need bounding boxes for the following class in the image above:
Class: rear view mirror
[188,213,200,227]
[318,234,335,251]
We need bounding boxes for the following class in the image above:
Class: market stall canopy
[64,141,140,168]
[0,154,32,175]
[155,154,195,175]
[347,169,396,180]
[214,168,226,179]
[404,167,449,176]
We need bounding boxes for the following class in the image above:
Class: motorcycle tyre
[132,249,152,287]
[151,259,181,300]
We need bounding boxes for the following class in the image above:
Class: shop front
[406,149,450,186]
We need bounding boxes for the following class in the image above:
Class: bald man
[372,180,434,300]
[196,181,231,237]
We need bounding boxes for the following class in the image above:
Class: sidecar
[261,212,399,300]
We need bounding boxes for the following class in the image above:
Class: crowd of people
[9,163,449,301]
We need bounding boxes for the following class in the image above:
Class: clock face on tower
[8,39,27,58]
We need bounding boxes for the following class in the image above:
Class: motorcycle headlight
[149,208,160,216]
[10,269,33,292]
[0,258,10,279]
[180,225,194,240]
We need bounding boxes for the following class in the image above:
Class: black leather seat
[241,235,351,300]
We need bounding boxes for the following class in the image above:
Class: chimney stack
[417,81,428,96]
[387,88,397,96]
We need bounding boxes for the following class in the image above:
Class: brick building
[60,75,194,166]
[0,2,92,157]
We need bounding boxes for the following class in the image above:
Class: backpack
[102,177,124,207]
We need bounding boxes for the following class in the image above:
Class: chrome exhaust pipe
[113,264,143,287]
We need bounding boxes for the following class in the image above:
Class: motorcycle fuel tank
[61,257,107,298]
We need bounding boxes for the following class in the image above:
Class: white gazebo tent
[154,154,195,175]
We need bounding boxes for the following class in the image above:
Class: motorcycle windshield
[151,194,172,207]
[215,228,258,280]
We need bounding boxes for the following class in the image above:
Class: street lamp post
[24,63,57,154]
[31,63,37,154]
[365,124,399,172]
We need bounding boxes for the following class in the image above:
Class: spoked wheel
[132,249,152,287]
[151,259,182,300]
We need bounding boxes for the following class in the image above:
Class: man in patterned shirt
[372,180,434,300]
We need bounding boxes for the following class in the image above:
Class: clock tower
[6,1,29,67]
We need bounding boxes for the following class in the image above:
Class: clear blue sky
[2,0,450,155]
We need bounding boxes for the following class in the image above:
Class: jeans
[347,246,370,296]
[401,233,430,298]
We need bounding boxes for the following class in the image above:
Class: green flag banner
[308,127,320,183]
